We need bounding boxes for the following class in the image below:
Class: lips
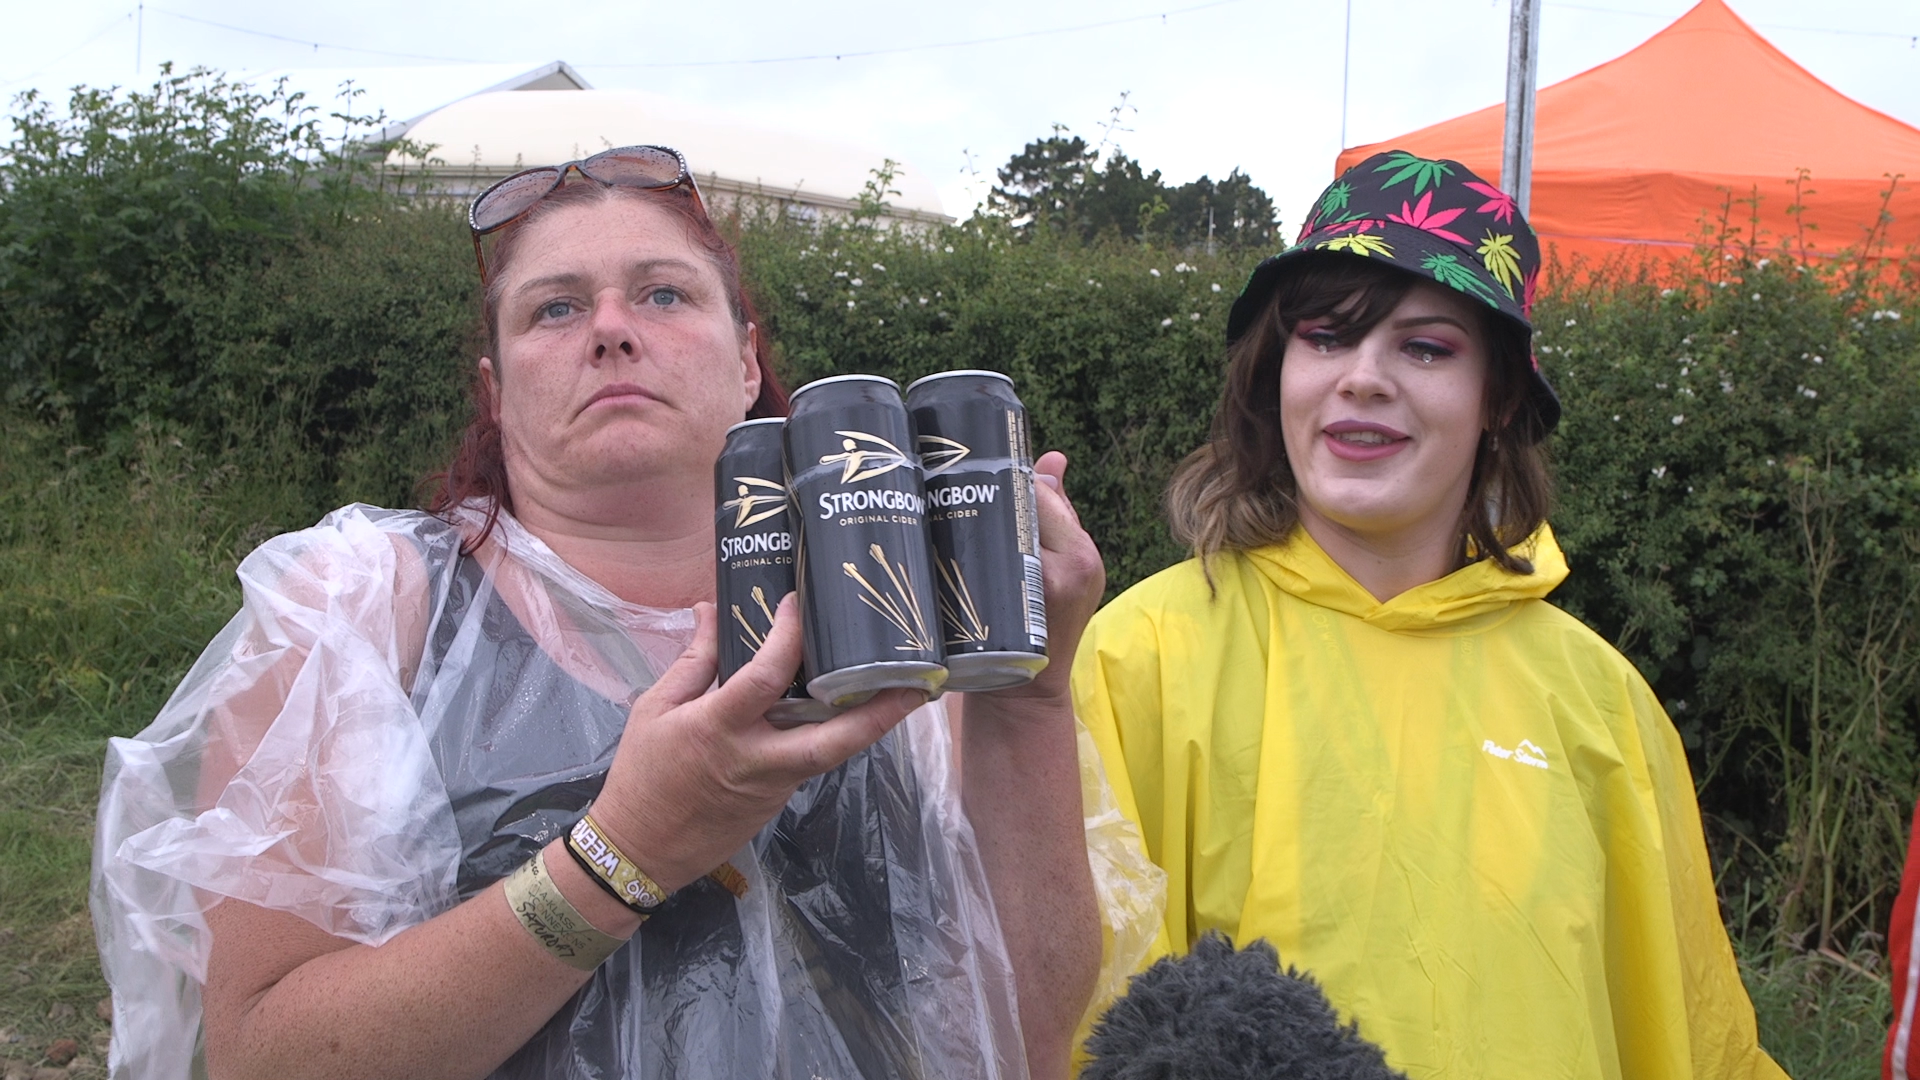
[580,382,658,415]
[1321,420,1409,462]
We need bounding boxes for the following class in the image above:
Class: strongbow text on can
[785,375,948,706]
[714,418,839,727]
[905,370,1049,691]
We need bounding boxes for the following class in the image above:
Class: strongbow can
[714,418,839,727]
[905,370,1049,691]
[786,375,948,706]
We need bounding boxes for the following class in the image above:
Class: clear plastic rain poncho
[93,503,1164,1080]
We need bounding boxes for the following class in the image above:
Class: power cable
[93,0,1252,71]
[589,0,1250,68]
[0,11,136,92]
[9,0,1911,90]
[145,6,491,64]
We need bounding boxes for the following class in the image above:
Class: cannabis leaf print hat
[1228,150,1560,435]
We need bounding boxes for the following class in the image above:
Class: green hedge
[4,71,1919,956]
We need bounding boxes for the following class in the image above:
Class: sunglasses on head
[467,144,705,281]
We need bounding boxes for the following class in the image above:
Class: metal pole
[1340,0,1353,149]
[1500,0,1542,217]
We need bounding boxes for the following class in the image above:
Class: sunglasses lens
[471,167,563,232]
[581,146,686,188]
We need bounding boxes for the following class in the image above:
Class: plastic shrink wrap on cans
[90,502,1164,1080]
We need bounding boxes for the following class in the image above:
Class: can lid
[904,369,1015,395]
[789,373,902,401]
[724,417,785,436]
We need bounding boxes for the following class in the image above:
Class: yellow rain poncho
[1072,524,1786,1080]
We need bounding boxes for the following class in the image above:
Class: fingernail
[1037,474,1060,490]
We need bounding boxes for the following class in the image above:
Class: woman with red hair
[94,147,1132,1080]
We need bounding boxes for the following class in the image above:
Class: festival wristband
[566,812,669,915]
[502,850,626,971]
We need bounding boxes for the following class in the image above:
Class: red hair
[423,182,788,551]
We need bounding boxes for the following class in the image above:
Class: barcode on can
[1021,554,1048,646]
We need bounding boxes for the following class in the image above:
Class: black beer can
[786,375,948,707]
[905,370,1049,691]
[715,418,840,727]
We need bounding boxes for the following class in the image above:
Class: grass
[1742,935,1889,1078]
[0,413,304,1074]
[0,408,1895,1076]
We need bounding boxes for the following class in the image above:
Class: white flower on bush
[1798,386,1818,399]
[919,297,929,305]
[944,245,954,253]
[834,270,847,279]
[1565,318,1577,327]
[1751,293,1762,301]
[1190,312,1201,321]
[872,263,886,272]
[1174,262,1192,273]
[1872,309,1903,321]
[1160,317,1173,327]
[1211,283,1222,292]
[1150,268,1161,277]
[847,300,857,309]
[1672,415,1685,425]
[850,278,863,287]
[1652,466,1667,479]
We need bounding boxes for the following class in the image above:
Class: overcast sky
[3,0,1916,233]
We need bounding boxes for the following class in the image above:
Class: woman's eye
[1299,327,1341,348]
[538,300,575,321]
[1407,340,1455,364]
[647,287,683,308]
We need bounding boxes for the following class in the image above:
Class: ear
[739,322,763,414]
[479,356,502,423]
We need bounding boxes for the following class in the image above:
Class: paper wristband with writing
[502,849,626,971]
[567,812,669,915]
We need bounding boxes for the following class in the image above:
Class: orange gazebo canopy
[1336,0,1920,268]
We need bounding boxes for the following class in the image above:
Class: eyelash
[1298,327,1456,364]
[532,287,686,324]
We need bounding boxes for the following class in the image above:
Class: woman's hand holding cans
[586,599,925,893]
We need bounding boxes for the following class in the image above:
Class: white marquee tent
[243,61,947,224]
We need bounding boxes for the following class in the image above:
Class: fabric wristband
[567,812,669,915]
[502,849,626,971]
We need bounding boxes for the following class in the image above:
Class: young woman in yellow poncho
[1071,153,1788,1079]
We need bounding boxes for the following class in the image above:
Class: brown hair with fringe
[1165,252,1551,580]
[422,181,789,552]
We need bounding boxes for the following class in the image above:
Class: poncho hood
[1240,523,1568,633]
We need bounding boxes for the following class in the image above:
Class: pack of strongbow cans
[714,370,1050,721]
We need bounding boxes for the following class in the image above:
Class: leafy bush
[0,67,472,509]
[1540,246,1920,950]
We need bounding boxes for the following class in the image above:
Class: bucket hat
[1228,150,1560,436]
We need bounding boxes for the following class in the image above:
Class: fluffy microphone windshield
[1081,932,1407,1080]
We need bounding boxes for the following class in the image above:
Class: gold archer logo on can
[821,430,913,484]
[723,476,789,527]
